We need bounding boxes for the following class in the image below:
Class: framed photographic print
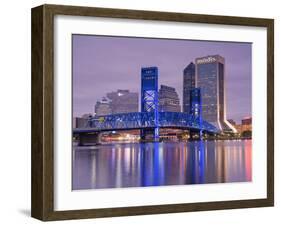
[31,4,274,221]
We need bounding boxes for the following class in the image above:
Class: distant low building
[158,85,181,112]
[233,117,252,136]
[242,117,252,125]
[94,97,112,116]
[241,117,252,132]
[73,117,88,128]
[106,89,138,114]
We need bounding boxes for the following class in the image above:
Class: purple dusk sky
[73,35,252,123]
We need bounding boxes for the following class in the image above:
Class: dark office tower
[159,85,181,112]
[183,62,195,113]
[195,55,236,132]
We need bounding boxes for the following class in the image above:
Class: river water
[72,140,251,190]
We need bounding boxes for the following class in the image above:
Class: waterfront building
[73,117,88,128]
[242,117,252,125]
[159,85,181,112]
[195,55,236,132]
[183,62,195,113]
[94,97,112,116]
[241,117,252,132]
[231,117,252,135]
[106,89,138,114]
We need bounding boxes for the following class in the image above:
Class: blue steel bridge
[74,67,219,145]
[74,112,218,134]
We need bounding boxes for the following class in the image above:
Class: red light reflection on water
[244,140,252,181]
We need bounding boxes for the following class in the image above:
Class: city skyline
[73,35,252,122]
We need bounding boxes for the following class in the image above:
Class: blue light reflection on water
[72,140,252,190]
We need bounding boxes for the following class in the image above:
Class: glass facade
[196,62,217,123]
[196,55,235,132]
[218,63,225,121]
[183,62,195,113]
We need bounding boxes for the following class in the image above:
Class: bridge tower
[190,88,203,139]
[141,67,159,141]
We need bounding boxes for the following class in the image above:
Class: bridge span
[73,111,219,145]
[73,67,220,145]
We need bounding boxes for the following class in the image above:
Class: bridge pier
[77,132,101,146]
[189,130,203,141]
[140,128,159,142]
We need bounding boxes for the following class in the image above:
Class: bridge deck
[73,112,219,134]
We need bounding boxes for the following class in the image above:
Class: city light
[72,34,252,191]
[74,56,251,144]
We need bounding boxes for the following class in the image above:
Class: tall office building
[159,85,181,112]
[106,89,138,114]
[94,97,112,116]
[183,62,195,113]
[195,55,236,132]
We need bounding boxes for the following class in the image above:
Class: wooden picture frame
[31,4,274,221]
